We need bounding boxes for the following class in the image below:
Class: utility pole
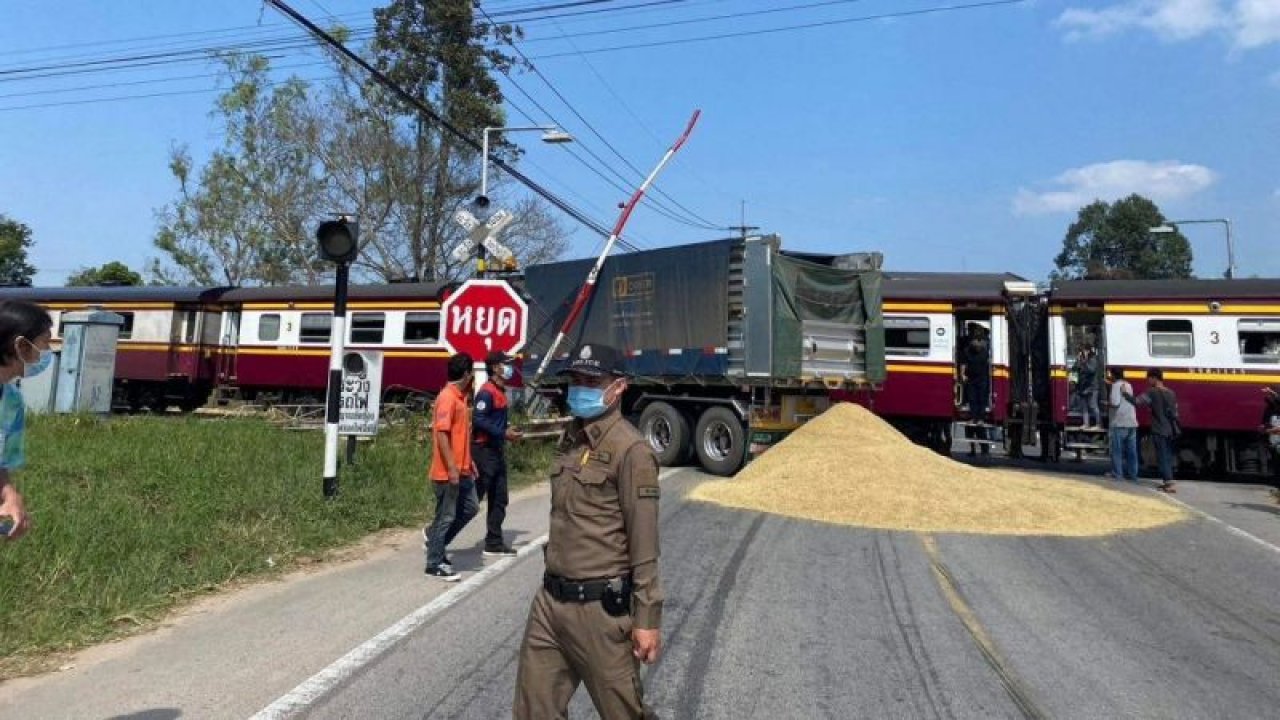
[727,200,759,239]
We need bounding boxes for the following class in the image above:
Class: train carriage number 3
[1209,331,1220,345]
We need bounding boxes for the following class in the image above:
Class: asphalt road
[296,468,1280,720]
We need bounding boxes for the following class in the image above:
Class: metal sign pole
[323,261,350,499]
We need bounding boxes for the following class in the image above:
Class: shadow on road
[1227,502,1280,517]
[105,710,181,720]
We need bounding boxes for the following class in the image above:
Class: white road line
[251,466,685,719]
[250,535,548,720]
[1160,493,1280,558]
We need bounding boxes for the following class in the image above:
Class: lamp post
[1149,218,1235,279]
[472,126,572,278]
[477,125,573,209]
[315,216,359,499]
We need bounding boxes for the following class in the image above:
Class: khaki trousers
[514,587,657,719]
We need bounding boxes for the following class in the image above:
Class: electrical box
[54,310,123,414]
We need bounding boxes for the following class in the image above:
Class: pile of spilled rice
[691,403,1185,537]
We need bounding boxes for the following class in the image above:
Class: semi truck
[522,235,886,475]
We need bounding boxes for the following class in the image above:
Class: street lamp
[1149,218,1235,279]
[476,125,573,209]
[315,215,359,499]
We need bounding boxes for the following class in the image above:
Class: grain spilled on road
[691,403,1185,537]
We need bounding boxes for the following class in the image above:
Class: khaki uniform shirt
[545,406,663,629]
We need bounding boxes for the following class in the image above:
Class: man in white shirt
[1107,367,1139,483]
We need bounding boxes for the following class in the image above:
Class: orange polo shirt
[429,382,472,482]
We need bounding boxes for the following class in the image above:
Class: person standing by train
[0,300,55,542]
[961,324,992,457]
[1135,369,1179,493]
[1261,386,1280,490]
[472,351,522,557]
[424,353,479,582]
[1075,345,1102,430]
[1105,367,1139,483]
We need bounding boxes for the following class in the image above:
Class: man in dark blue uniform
[473,351,522,556]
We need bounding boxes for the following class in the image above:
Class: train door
[1060,309,1107,458]
[218,310,240,384]
[954,312,993,416]
[954,310,997,456]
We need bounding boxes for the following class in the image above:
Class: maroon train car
[835,272,1033,452]
[0,285,233,411]
[1048,279,1280,475]
[222,283,454,403]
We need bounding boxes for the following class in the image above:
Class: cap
[485,350,512,367]
[558,343,626,378]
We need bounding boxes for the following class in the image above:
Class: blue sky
[3,0,1278,286]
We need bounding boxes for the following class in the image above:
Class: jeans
[474,444,509,550]
[1152,434,1176,483]
[425,477,479,569]
[1077,389,1100,427]
[1109,426,1138,481]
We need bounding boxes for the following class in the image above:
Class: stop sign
[439,279,529,360]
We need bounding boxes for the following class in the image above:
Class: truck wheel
[694,406,747,477]
[639,402,691,467]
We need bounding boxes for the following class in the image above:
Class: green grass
[0,414,554,677]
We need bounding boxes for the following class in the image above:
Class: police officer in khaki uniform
[514,343,662,720]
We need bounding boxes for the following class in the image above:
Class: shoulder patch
[638,486,660,499]
[476,400,487,411]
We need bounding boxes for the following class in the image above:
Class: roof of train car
[0,285,228,303]
[219,282,450,302]
[1051,278,1280,301]
[881,272,1027,301]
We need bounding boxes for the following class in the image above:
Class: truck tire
[639,402,691,467]
[694,406,747,477]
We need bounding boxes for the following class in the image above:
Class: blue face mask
[567,383,612,419]
[20,343,53,378]
[500,364,515,381]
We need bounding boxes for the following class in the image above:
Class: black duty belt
[543,573,630,603]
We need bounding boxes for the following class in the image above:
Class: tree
[1052,195,1193,280]
[369,0,525,279]
[151,7,569,286]
[0,214,36,286]
[151,54,326,286]
[66,261,143,287]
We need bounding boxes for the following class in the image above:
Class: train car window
[884,317,930,356]
[182,310,198,344]
[1238,319,1280,364]
[117,312,135,340]
[258,314,281,342]
[350,312,385,344]
[1147,319,1194,358]
[300,313,332,344]
[404,312,441,344]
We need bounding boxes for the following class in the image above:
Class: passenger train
[6,271,1279,478]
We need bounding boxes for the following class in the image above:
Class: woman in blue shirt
[0,300,54,541]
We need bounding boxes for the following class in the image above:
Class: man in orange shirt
[424,353,479,581]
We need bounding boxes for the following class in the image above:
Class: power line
[519,0,875,44]
[478,4,725,231]
[531,0,1031,58]
[263,0,618,244]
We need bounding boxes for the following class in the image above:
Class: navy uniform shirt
[473,380,509,448]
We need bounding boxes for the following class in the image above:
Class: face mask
[567,383,614,419]
[500,364,514,381]
[17,339,52,378]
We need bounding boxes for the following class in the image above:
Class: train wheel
[639,402,691,467]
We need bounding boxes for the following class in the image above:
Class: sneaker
[1158,482,1177,494]
[425,565,461,582]
[483,546,518,557]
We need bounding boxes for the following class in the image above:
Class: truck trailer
[523,235,886,475]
